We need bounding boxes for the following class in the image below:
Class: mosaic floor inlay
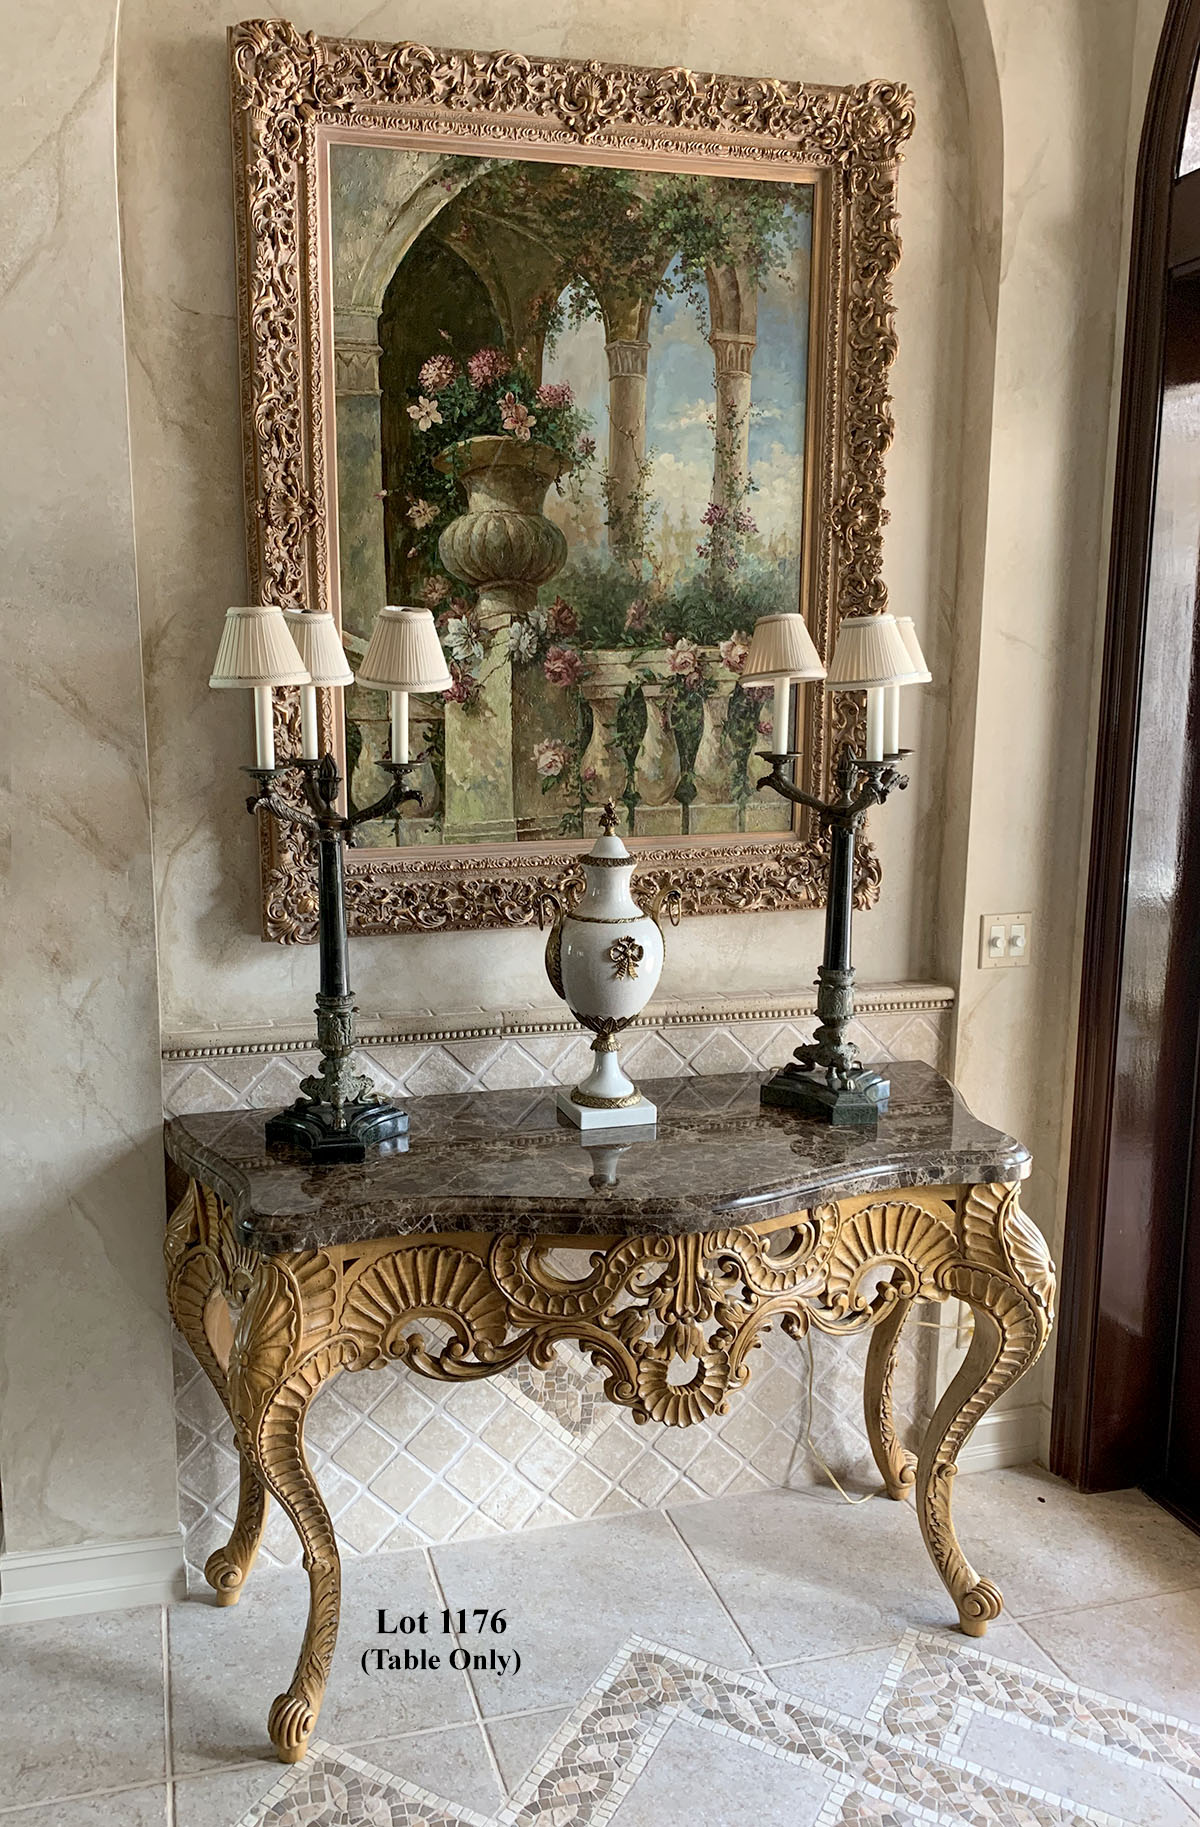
[228,1630,1200,1827]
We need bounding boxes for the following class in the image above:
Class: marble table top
[163,1064,1029,1253]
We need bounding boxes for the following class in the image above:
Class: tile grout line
[1166,1774,1200,1824]
[162,1604,176,1827]
[1013,1578,1200,1627]
[424,1546,509,1803]
[662,1506,758,1665]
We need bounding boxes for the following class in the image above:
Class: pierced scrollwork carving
[229,18,907,940]
[170,1171,1052,1761]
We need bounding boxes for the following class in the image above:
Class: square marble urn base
[555,1088,658,1130]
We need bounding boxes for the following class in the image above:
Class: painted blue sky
[545,199,812,572]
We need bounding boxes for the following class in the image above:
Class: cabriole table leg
[863,1274,918,1501]
[915,1183,1055,1635]
[164,1182,269,1606]
[229,1261,346,1764]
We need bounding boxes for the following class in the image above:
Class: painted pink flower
[535,381,574,409]
[547,596,579,637]
[418,353,458,392]
[467,346,510,388]
[719,633,750,674]
[701,500,729,529]
[667,638,703,685]
[407,395,443,432]
[577,434,596,460]
[532,737,570,779]
[422,574,451,607]
[544,645,585,688]
[499,392,536,441]
[407,498,438,529]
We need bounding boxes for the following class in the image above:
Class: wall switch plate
[978,911,1032,969]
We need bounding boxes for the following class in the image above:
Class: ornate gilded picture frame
[229,20,913,938]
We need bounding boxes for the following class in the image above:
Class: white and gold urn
[541,801,680,1129]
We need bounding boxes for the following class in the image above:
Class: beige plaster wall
[0,2,179,1556]
[117,0,969,1039]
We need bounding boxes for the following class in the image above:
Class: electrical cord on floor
[799,1306,975,1506]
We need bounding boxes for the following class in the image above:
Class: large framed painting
[229,21,914,937]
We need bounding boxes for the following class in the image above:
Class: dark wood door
[1140,261,1200,1526]
[1051,1,1200,1507]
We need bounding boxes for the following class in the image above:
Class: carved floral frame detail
[229,19,915,940]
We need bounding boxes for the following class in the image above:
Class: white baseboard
[0,1531,185,1623]
[956,1402,1045,1475]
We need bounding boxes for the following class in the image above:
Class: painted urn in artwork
[435,436,567,626]
[541,801,681,1130]
[434,435,569,844]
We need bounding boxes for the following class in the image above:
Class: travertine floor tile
[959,1710,1200,1827]
[0,1791,168,1825]
[485,1708,570,1794]
[606,1715,829,1826]
[953,1466,1200,1616]
[340,1723,501,1813]
[669,1484,946,1663]
[1023,1584,1200,1722]
[430,1508,752,1716]
[169,1547,472,1772]
[172,1765,280,1827]
[0,1605,166,1808]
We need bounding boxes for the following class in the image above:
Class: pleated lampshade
[282,609,354,686]
[826,614,921,690]
[742,612,826,682]
[357,606,453,692]
[893,615,933,684]
[209,605,310,689]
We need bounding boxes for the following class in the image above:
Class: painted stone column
[706,267,758,519]
[690,674,738,833]
[333,311,388,640]
[602,293,653,565]
[436,436,567,844]
[579,651,638,833]
[633,678,683,837]
[334,311,392,818]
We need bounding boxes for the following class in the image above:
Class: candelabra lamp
[746,610,931,1127]
[209,603,451,1164]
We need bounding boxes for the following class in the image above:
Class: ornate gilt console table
[163,1064,1054,1764]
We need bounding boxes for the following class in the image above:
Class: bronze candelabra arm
[754,752,831,819]
[244,768,321,834]
[346,760,423,831]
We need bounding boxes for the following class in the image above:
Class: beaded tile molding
[230,1630,1200,1826]
[166,988,952,1578]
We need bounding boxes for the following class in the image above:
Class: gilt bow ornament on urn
[541,802,681,1129]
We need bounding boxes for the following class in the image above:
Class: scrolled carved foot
[882,1456,917,1502]
[269,1691,316,1763]
[956,1577,1004,1637]
[205,1548,250,1606]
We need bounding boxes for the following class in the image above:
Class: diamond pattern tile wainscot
[164,990,951,1575]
